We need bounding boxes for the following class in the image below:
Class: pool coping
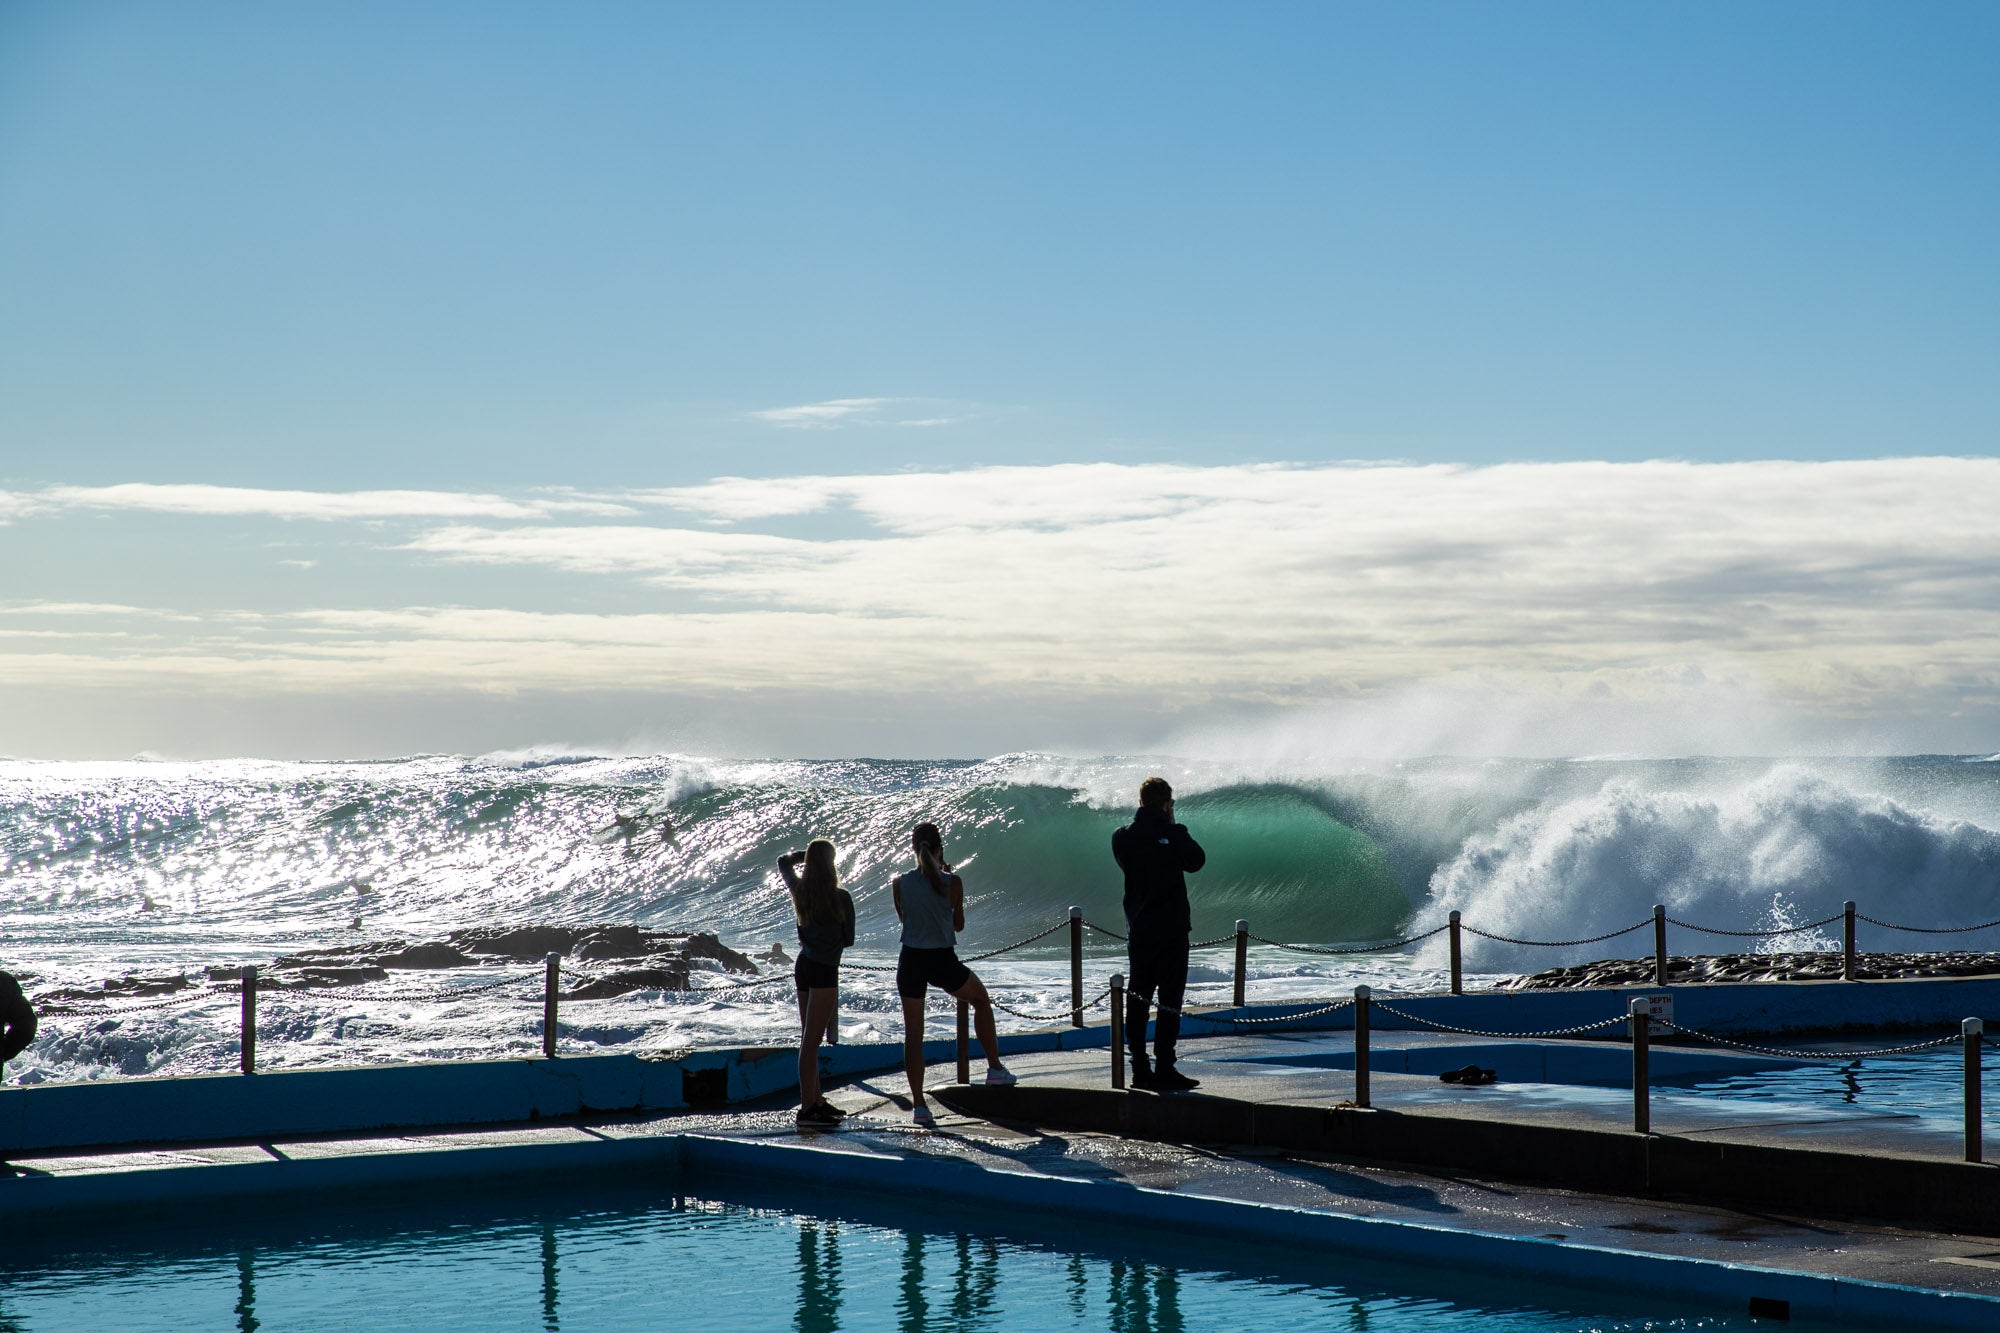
[5,1110,2000,1330]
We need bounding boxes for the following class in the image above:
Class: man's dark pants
[1125,934,1189,1072]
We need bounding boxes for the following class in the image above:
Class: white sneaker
[984,1066,1018,1086]
[911,1104,936,1127]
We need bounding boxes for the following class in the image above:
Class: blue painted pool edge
[681,1133,2000,1333]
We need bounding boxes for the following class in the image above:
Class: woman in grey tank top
[893,822,1015,1127]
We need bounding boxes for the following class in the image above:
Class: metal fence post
[1653,905,1668,987]
[1843,901,1858,982]
[956,1001,970,1085]
[1069,906,1084,1028]
[1109,973,1126,1090]
[1448,911,1462,996]
[1354,985,1371,1109]
[543,952,559,1058]
[1966,1017,1984,1164]
[1631,997,1651,1135]
[240,965,258,1074]
[1233,919,1250,1009]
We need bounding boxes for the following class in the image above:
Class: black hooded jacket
[1111,805,1207,946]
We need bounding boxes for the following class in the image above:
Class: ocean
[5,752,1999,1086]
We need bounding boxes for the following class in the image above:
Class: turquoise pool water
[1667,1040,1998,1129]
[0,1172,1833,1332]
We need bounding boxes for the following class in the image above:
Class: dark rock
[448,925,586,960]
[379,942,476,969]
[562,961,692,1000]
[1504,951,2000,990]
[39,973,192,1002]
[270,941,406,969]
[269,966,387,989]
[673,931,756,975]
[573,926,644,960]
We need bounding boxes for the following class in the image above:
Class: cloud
[33,483,633,521]
[5,460,1999,754]
[746,397,895,429]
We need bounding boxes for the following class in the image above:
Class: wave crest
[1421,766,2000,971]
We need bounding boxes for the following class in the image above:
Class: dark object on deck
[1439,1065,1496,1086]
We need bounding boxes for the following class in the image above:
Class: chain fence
[19,899,2000,1087]
[1858,913,2000,935]
[1665,913,1846,937]
[1369,1001,1633,1040]
[1657,1021,1968,1062]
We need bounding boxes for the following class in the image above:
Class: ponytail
[912,822,950,897]
[916,840,949,896]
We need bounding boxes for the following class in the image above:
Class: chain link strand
[1249,923,1451,955]
[1665,913,1844,937]
[1857,913,2000,935]
[1150,996,1359,1027]
[1461,920,1652,948]
[990,986,1114,1024]
[1369,1000,1631,1040]
[1658,1021,1966,1061]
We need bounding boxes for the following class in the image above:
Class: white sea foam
[1419,765,2000,972]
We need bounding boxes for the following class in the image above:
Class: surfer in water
[777,840,854,1129]
[893,822,1016,1127]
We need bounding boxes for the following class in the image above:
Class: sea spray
[5,753,1998,1083]
[1420,766,2000,973]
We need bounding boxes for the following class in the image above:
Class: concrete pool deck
[935,1028,2000,1233]
[6,1047,2000,1329]
[8,973,2000,1325]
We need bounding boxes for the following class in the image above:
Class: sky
[0,2,1996,759]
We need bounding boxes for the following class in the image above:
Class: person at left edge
[0,969,36,1078]
[777,841,855,1129]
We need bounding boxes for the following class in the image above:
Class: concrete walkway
[7,1046,2000,1314]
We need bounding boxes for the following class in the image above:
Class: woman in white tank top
[893,822,1015,1126]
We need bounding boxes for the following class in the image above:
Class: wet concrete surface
[6,1031,2000,1303]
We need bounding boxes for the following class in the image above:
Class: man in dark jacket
[0,969,36,1071]
[1111,776,1206,1090]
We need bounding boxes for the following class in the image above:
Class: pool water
[0,1170,1833,1332]
[1666,1040,1999,1129]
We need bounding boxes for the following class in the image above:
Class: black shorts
[895,946,970,1000]
[793,955,839,993]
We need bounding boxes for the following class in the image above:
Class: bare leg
[948,972,1003,1068]
[798,987,837,1109]
[900,995,928,1108]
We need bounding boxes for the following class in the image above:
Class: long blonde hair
[913,822,950,897]
[795,839,841,927]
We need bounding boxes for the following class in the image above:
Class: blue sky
[1,3,1996,758]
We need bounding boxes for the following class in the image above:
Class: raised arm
[950,875,966,934]
[776,849,805,894]
[1170,825,1206,873]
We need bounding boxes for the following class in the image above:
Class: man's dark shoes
[1155,1067,1200,1092]
[1129,1064,1158,1090]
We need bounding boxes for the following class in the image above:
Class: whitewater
[4,752,1999,1087]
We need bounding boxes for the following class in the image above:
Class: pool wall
[681,1133,2000,1333]
[4,1118,1995,1333]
